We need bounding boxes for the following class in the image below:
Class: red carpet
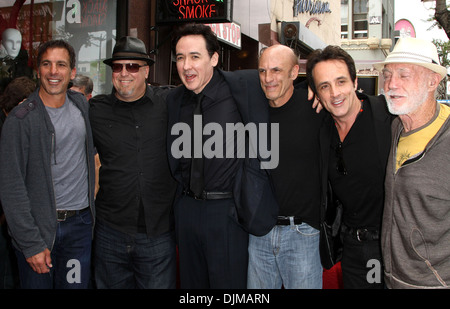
[176,247,343,289]
[323,262,343,289]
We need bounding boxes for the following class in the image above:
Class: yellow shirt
[396,103,450,171]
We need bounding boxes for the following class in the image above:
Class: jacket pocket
[410,228,448,287]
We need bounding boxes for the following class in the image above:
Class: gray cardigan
[0,89,96,258]
[382,103,450,288]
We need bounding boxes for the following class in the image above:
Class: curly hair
[0,76,37,114]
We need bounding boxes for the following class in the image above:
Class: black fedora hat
[104,36,155,66]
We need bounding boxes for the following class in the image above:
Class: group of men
[0,23,449,289]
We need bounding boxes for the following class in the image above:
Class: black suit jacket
[166,69,278,236]
[319,92,393,268]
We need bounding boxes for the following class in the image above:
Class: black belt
[183,190,233,200]
[57,207,89,222]
[343,226,380,242]
[277,216,302,225]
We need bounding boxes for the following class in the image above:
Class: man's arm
[295,79,323,113]
[0,115,49,260]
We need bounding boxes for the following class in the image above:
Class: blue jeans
[15,208,93,289]
[93,219,176,289]
[247,221,322,289]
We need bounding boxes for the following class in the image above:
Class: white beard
[383,87,428,115]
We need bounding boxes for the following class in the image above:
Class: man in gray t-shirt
[0,40,95,289]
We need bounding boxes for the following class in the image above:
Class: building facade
[340,0,396,94]
[0,0,390,95]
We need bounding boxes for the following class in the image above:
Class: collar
[112,84,149,106]
[186,69,221,101]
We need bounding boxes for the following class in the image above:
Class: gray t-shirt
[45,96,88,210]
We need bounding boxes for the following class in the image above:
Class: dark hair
[306,45,357,94]
[0,76,36,113]
[171,23,220,58]
[37,39,76,69]
[71,74,93,95]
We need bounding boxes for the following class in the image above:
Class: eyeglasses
[335,142,347,176]
[111,63,147,73]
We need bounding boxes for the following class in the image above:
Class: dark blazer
[166,69,278,236]
[319,92,393,268]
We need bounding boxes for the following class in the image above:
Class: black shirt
[269,86,325,229]
[178,70,243,192]
[328,100,384,229]
[89,86,177,236]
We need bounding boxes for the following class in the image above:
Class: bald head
[260,44,298,67]
[258,45,299,107]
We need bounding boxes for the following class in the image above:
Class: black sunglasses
[335,142,347,176]
[111,63,147,73]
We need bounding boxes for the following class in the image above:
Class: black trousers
[174,195,249,289]
[341,232,384,289]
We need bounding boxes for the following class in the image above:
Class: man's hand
[308,86,323,113]
[26,248,52,274]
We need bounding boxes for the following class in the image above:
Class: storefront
[1,0,256,94]
[1,0,342,95]
[0,0,124,96]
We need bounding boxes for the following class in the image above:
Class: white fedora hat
[374,37,447,80]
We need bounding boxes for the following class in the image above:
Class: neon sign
[156,0,232,24]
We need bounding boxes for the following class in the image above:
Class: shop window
[0,0,117,96]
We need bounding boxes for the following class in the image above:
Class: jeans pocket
[79,209,93,225]
[295,223,320,236]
